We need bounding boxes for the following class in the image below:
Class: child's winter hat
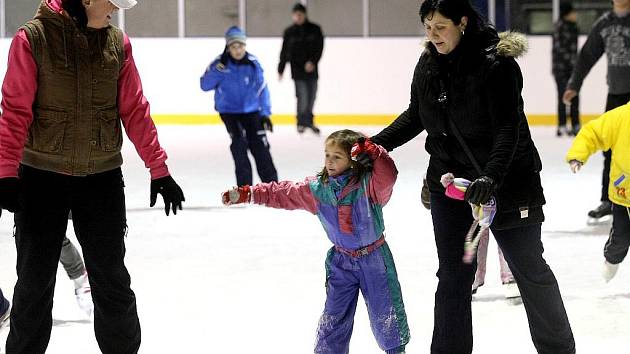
[225,26,246,46]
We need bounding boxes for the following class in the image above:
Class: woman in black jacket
[370,1,576,353]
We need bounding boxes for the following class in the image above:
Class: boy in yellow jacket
[567,101,630,282]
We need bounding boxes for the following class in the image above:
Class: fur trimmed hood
[424,30,528,58]
[496,31,528,58]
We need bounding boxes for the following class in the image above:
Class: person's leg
[305,78,319,130]
[473,228,489,292]
[497,246,515,283]
[315,249,360,354]
[60,236,93,316]
[603,204,630,265]
[555,75,568,135]
[492,224,575,354]
[294,79,309,131]
[359,244,410,354]
[569,93,580,135]
[59,236,86,280]
[71,168,140,354]
[6,166,70,354]
[240,113,278,183]
[220,114,253,185]
[429,192,475,354]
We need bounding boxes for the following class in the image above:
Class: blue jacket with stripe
[200,52,271,117]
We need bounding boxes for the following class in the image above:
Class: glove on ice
[222,185,251,205]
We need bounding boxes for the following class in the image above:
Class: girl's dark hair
[62,0,88,28]
[318,129,369,184]
[419,0,486,37]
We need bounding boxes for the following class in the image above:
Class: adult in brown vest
[0,0,185,353]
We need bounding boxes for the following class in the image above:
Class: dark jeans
[294,78,318,127]
[429,192,575,354]
[221,113,278,186]
[604,204,630,264]
[6,166,140,354]
[555,75,580,128]
[601,93,630,201]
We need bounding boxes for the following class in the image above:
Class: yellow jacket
[566,102,630,207]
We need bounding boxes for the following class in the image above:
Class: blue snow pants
[315,242,410,354]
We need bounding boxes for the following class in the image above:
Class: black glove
[0,177,21,213]
[464,176,495,205]
[150,175,185,216]
[261,116,273,132]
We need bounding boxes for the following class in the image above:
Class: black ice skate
[587,200,612,225]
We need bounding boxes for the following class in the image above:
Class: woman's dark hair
[420,0,486,37]
[318,129,369,184]
[62,0,88,28]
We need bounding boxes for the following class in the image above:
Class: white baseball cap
[109,0,137,10]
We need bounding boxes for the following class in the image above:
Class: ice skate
[602,260,619,283]
[587,201,612,221]
[556,125,569,137]
[73,273,94,318]
[503,280,521,299]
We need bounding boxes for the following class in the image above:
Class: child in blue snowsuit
[222,129,410,354]
[200,26,278,186]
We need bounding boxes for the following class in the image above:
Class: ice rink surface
[0,125,628,353]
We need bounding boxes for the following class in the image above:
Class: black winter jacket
[278,20,324,80]
[372,29,545,229]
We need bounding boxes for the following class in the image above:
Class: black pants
[554,74,580,129]
[604,204,630,264]
[221,113,278,186]
[429,193,575,354]
[294,78,318,127]
[601,93,630,201]
[6,166,140,354]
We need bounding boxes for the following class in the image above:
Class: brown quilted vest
[20,0,124,176]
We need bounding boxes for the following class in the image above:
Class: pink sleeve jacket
[0,29,169,179]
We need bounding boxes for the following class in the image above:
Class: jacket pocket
[338,205,353,235]
[97,107,123,152]
[31,108,67,153]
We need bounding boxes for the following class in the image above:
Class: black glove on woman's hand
[464,176,495,205]
[0,177,21,213]
[150,175,185,216]
[261,116,273,132]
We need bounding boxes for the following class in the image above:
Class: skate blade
[587,214,612,226]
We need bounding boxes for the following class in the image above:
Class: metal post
[178,0,185,37]
[488,0,496,25]
[117,9,125,31]
[552,0,560,22]
[1,0,6,38]
[239,0,246,31]
[363,0,369,37]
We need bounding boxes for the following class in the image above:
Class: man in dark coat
[278,3,324,135]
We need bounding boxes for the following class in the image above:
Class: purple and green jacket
[251,145,397,250]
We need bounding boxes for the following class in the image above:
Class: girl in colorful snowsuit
[222,129,410,354]
[567,101,630,282]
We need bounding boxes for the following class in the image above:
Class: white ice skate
[503,280,521,299]
[602,261,620,283]
[74,273,94,318]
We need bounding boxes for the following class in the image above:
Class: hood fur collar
[424,31,528,58]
